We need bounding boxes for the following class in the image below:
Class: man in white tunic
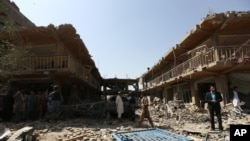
[116,91,124,121]
[232,86,243,113]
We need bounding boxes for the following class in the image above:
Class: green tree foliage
[0,1,31,86]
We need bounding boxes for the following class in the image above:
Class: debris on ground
[0,100,250,141]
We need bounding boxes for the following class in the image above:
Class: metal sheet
[112,128,193,141]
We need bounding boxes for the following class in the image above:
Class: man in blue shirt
[205,85,223,131]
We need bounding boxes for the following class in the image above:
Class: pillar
[191,81,200,106]
[215,74,229,107]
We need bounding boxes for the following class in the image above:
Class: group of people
[115,91,154,128]
[115,85,243,131]
[2,84,243,131]
[0,85,63,123]
[1,89,46,122]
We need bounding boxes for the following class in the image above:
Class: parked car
[106,95,131,117]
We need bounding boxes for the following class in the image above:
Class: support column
[167,88,174,102]
[162,87,168,103]
[215,75,229,107]
[191,81,199,106]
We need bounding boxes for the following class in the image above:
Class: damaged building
[140,11,250,109]
[102,78,139,95]
[1,0,102,105]
[1,1,250,140]
[1,0,250,113]
[1,24,102,104]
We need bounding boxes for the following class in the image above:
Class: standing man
[2,90,14,122]
[138,93,154,128]
[47,85,63,122]
[205,85,223,131]
[26,90,37,120]
[232,86,243,113]
[116,91,124,122]
[13,90,25,122]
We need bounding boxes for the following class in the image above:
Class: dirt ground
[1,106,250,141]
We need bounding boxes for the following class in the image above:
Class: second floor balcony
[145,45,250,89]
[0,55,99,88]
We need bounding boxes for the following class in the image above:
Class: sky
[12,0,250,79]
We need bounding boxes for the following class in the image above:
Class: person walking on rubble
[205,85,223,131]
[138,93,154,128]
[116,91,124,122]
[232,86,243,113]
[46,85,63,122]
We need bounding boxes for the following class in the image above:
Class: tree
[0,1,31,88]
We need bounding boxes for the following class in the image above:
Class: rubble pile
[0,100,250,141]
[150,100,250,141]
[61,101,106,118]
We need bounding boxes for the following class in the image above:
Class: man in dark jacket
[205,85,223,131]
[46,85,62,122]
[2,90,14,122]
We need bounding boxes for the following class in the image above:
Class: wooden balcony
[146,45,250,89]
[1,55,98,88]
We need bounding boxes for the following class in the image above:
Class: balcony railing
[0,55,98,88]
[146,45,250,89]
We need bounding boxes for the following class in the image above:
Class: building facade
[1,24,102,104]
[140,11,250,108]
[0,0,102,104]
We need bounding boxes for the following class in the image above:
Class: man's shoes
[219,125,223,130]
[210,126,215,131]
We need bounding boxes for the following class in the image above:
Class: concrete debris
[0,125,11,140]
[61,101,106,118]
[0,100,249,141]
[7,126,33,141]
